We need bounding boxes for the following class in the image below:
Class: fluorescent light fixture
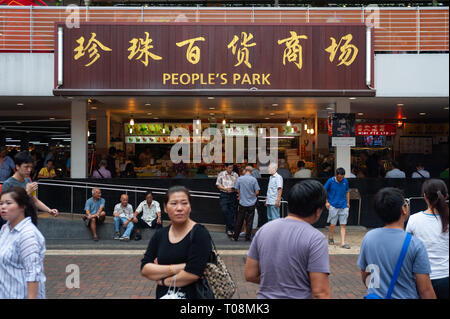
[349,97,356,100]
[366,27,371,87]
[17,103,24,106]
[57,27,63,86]
[419,112,426,116]
[207,97,215,100]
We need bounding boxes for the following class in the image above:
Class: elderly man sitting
[113,194,134,241]
[83,187,106,241]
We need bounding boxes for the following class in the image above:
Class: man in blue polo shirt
[324,167,351,249]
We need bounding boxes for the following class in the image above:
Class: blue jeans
[266,205,280,221]
[114,216,134,238]
[219,192,237,233]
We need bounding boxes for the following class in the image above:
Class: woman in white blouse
[406,179,449,299]
[0,187,46,299]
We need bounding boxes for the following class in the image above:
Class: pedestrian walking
[324,167,351,249]
[358,187,436,299]
[265,162,283,222]
[216,163,239,237]
[140,186,213,299]
[245,180,331,299]
[1,151,58,231]
[0,187,46,299]
[231,166,260,242]
[406,179,449,299]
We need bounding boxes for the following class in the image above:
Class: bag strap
[385,233,412,299]
[416,170,425,178]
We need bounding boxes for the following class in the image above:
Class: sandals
[341,244,351,249]
[328,237,334,245]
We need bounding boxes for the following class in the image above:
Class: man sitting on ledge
[83,187,106,242]
[132,191,162,241]
[113,194,134,241]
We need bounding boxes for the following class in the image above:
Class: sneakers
[113,232,120,240]
[120,236,130,241]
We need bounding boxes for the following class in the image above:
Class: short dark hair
[225,163,233,168]
[336,167,346,176]
[392,161,400,169]
[297,160,305,169]
[164,185,191,205]
[145,190,153,197]
[14,151,34,166]
[373,187,405,224]
[288,180,327,218]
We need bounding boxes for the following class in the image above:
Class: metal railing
[33,179,288,220]
[0,6,448,52]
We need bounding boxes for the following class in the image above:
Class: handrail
[35,180,288,219]
[0,6,448,52]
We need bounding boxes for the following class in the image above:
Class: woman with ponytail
[0,187,46,299]
[406,179,449,299]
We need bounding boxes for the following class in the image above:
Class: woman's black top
[140,223,212,299]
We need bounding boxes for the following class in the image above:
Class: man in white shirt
[132,191,162,241]
[385,161,406,178]
[216,163,239,236]
[265,163,283,221]
[293,160,312,178]
[412,164,431,178]
[113,194,134,241]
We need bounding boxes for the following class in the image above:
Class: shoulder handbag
[364,233,412,299]
[191,224,237,299]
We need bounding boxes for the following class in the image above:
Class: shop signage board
[356,124,397,136]
[53,23,374,96]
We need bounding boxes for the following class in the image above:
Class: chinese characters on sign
[58,24,372,94]
[73,31,359,69]
[73,32,112,67]
[356,124,397,136]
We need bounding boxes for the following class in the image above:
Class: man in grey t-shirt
[245,180,331,299]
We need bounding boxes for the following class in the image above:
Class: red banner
[356,124,397,136]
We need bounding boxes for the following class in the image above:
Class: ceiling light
[147,113,152,115]
[91,106,97,110]
[17,103,24,106]
[444,107,449,110]
[129,116,135,125]
[357,112,364,116]
[270,113,275,116]
[349,97,356,100]
[419,112,426,116]
[272,103,278,106]
[326,107,333,110]
[153,117,159,120]
[209,107,215,110]
[264,117,270,120]
[209,113,215,116]
[397,103,404,106]
[208,97,215,100]
[145,103,151,106]
[310,128,315,134]
[49,117,55,120]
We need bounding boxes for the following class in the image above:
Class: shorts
[327,206,349,225]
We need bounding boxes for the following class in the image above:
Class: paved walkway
[45,254,366,299]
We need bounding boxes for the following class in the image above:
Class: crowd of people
[0,150,448,300]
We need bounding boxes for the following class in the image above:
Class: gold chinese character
[176,36,206,65]
[74,33,112,67]
[227,32,256,69]
[277,31,308,70]
[128,32,162,67]
[325,34,359,66]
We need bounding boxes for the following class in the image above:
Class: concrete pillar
[95,110,110,156]
[71,99,88,178]
[334,99,352,177]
